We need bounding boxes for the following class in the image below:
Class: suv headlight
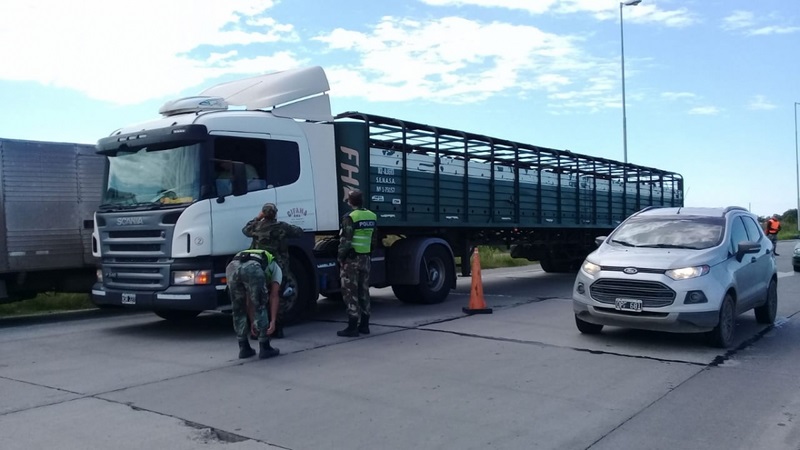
[794,247,800,256]
[582,261,601,276]
[666,265,710,280]
[172,270,212,285]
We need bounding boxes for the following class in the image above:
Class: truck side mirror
[595,236,607,247]
[231,162,248,196]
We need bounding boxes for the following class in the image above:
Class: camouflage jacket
[242,218,304,260]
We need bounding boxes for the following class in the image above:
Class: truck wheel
[392,244,453,304]
[281,256,316,324]
[754,279,777,324]
[154,310,201,322]
[540,256,573,273]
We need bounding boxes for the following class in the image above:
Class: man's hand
[250,321,259,338]
[257,211,265,220]
[267,320,276,336]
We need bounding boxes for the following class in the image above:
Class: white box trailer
[0,138,105,302]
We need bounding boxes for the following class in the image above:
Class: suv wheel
[754,278,778,325]
[706,294,735,348]
[575,315,603,334]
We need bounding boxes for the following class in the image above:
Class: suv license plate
[121,293,136,305]
[615,298,642,312]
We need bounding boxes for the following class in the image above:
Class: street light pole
[795,102,799,232]
[620,0,641,165]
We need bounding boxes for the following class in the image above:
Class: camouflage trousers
[340,254,371,319]
[273,256,296,322]
[226,259,270,342]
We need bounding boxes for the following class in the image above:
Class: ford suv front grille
[590,279,676,307]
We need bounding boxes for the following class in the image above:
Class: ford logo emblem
[623,267,638,275]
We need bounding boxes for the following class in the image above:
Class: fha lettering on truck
[90,66,683,323]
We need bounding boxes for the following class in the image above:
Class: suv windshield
[609,216,725,250]
[100,144,202,210]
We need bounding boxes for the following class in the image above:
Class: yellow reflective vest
[349,209,377,254]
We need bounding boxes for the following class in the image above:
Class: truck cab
[91,67,341,321]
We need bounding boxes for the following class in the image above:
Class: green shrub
[0,293,93,317]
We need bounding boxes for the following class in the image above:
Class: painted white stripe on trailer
[8,252,25,257]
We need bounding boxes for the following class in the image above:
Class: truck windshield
[100,144,202,210]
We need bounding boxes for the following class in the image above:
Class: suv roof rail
[636,205,666,215]
[723,206,748,215]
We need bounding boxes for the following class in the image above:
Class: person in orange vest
[765,214,781,256]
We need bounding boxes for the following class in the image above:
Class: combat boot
[258,340,280,359]
[337,317,359,337]
[238,340,256,359]
[358,314,370,335]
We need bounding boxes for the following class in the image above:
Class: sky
[1,0,798,218]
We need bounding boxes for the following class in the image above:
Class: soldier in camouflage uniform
[337,190,378,337]
[225,249,281,359]
[242,202,304,338]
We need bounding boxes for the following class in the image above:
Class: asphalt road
[2,241,800,450]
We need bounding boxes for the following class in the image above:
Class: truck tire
[154,310,201,322]
[539,256,573,273]
[313,237,339,256]
[392,244,453,305]
[278,256,316,324]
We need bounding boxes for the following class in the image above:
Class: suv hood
[588,244,723,269]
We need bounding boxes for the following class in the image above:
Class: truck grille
[590,279,676,308]
[98,210,176,290]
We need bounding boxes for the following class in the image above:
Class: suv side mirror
[736,241,760,262]
[595,236,607,247]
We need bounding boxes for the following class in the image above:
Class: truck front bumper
[91,283,227,312]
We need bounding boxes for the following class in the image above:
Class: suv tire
[575,315,603,334]
[706,294,735,348]
[754,278,778,325]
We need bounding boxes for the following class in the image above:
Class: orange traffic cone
[462,247,493,315]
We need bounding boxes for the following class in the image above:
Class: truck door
[209,134,277,255]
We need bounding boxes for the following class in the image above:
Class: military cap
[262,203,278,214]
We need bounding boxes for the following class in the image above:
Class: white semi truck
[90,66,683,322]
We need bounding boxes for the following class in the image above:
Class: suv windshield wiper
[637,243,697,249]
[610,239,636,247]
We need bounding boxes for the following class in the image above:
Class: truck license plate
[615,298,642,312]
[121,293,137,305]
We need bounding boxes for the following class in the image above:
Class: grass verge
[0,293,94,318]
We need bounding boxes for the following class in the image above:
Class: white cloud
[315,16,594,104]
[419,0,697,27]
[748,95,777,111]
[0,0,301,104]
[722,10,800,36]
[688,106,720,115]
[661,92,696,101]
[722,10,755,30]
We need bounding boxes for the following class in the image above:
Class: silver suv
[572,206,778,348]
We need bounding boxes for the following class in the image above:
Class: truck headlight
[794,247,800,256]
[96,268,103,282]
[666,265,709,280]
[582,261,601,276]
[172,270,212,285]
